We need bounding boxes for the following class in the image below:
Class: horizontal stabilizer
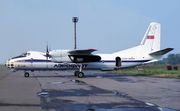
[149,48,174,56]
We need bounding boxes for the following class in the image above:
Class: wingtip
[88,48,98,51]
[166,48,174,51]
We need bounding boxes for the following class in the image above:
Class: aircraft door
[115,57,121,68]
[30,58,33,67]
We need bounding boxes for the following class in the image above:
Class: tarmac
[0,66,180,111]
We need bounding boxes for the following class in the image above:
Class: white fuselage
[5,50,156,72]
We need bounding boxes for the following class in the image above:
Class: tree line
[156,53,180,65]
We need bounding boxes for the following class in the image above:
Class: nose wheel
[24,72,29,78]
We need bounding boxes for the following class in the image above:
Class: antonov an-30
[5,22,173,78]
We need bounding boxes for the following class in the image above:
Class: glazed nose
[4,60,8,67]
[5,59,14,69]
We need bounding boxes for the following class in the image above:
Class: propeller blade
[46,42,50,58]
[46,42,49,68]
[46,44,49,54]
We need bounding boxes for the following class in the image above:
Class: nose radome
[5,59,14,69]
[4,60,9,67]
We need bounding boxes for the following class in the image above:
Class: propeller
[44,42,51,58]
[46,44,49,59]
[45,42,51,68]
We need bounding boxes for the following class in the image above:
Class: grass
[112,65,180,79]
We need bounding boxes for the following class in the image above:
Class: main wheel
[78,72,84,78]
[74,71,79,76]
[24,72,29,78]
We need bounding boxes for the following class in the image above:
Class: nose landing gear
[24,72,29,78]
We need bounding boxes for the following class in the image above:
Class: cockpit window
[27,53,30,56]
[22,52,27,56]
[11,52,28,59]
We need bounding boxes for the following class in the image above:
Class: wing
[68,49,101,63]
[149,48,174,56]
[68,49,97,55]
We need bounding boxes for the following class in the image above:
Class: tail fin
[113,22,163,56]
[140,22,161,54]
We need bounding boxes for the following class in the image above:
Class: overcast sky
[0,0,180,63]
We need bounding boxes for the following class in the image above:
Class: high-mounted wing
[68,49,97,55]
[68,49,101,63]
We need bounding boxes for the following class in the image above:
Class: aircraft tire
[78,72,84,78]
[24,72,29,78]
[74,71,79,76]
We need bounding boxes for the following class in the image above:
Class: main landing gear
[74,64,84,78]
[74,71,84,78]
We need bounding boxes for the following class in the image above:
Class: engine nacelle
[49,50,71,63]
[49,49,101,63]
[69,55,101,63]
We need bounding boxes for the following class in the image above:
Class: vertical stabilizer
[113,22,161,56]
[140,22,161,54]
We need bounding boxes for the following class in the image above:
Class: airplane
[5,22,173,78]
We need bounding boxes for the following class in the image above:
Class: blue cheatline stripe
[16,59,52,62]
[101,60,150,63]
[25,59,52,62]
[16,59,150,63]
